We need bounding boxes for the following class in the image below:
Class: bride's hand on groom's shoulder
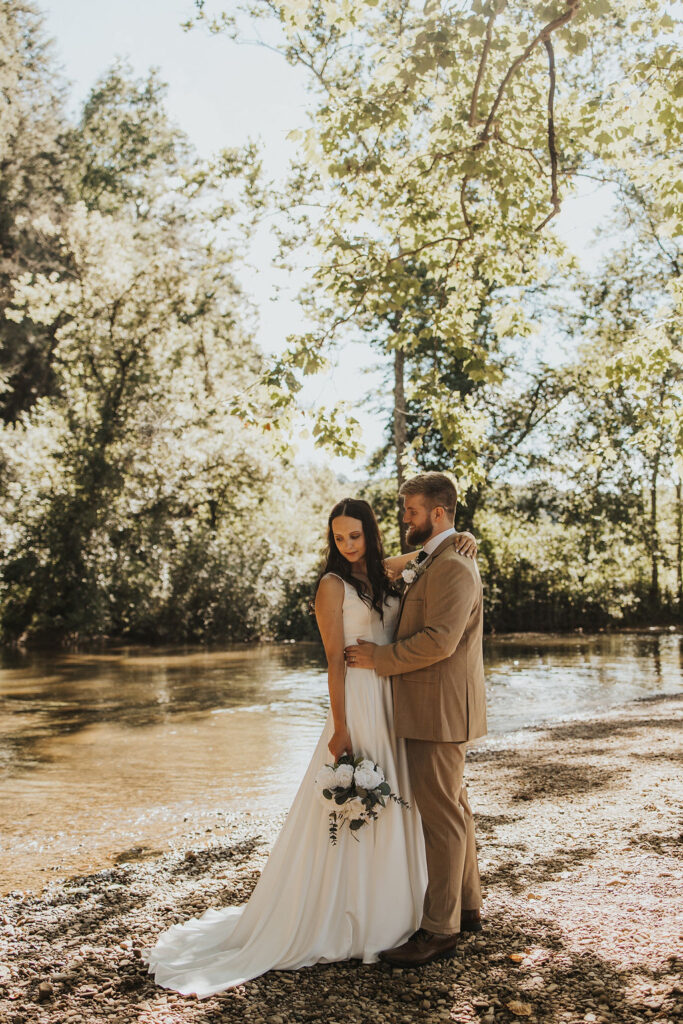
[455,532,478,558]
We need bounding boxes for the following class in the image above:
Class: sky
[41,0,616,476]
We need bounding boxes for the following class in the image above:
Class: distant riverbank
[3,623,681,651]
[1,692,680,1024]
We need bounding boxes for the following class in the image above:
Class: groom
[344,471,486,966]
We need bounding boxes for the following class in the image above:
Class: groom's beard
[406,522,433,546]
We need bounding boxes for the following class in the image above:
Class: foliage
[1,0,681,643]
[193,0,679,474]
[0,0,71,421]
[69,60,191,218]
[0,22,341,644]
[476,495,655,631]
[0,197,342,637]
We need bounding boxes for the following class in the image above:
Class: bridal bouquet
[314,753,409,844]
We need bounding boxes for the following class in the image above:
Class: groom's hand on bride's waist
[344,639,378,669]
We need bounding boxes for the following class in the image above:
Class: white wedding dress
[142,576,427,997]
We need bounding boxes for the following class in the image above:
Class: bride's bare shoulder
[319,572,345,586]
[317,573,346,598]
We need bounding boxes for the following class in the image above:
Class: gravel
[1,693,681,1024]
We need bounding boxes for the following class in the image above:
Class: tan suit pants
[405,738,482,934]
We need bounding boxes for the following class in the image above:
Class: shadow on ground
[153,906,679,1024]
[474,813,522,835]
[510,762,624,802]
[481,844,597,893]
[536,716,682,742]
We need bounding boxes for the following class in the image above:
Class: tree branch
[480,0,581,145]
[495,132,546,176]
[387,232,469,264]
[460,175,473,236]
[534,37,561,232]
[423,1,581,180]
[469,7,498,127]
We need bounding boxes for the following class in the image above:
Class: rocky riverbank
[1,693,681,1024]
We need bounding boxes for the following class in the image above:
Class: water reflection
[0,644,328,772]
[0,633,681,894]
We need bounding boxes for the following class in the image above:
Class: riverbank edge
[2,625,681,652]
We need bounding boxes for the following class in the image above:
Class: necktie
[416,550,428,564]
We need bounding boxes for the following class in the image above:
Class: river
[1,631,681,894]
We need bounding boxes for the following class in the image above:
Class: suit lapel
[395,534,458,632]
[397,578,412,623]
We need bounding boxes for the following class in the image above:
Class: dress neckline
[324,573,398,609]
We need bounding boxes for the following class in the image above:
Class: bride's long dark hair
[317,498,399,619]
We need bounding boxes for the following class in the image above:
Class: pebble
[37,982,53,1002]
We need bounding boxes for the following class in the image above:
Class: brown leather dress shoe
[460,909,483,933]
[378,928,460,967]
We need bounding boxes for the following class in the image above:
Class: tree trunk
[676,477,682,613]
[393,346,409,552]
[649,459,660,612]
[459,485,482,532]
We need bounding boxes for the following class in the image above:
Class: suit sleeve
[374,558,479,678]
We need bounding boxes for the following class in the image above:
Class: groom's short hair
[399,472,457,519]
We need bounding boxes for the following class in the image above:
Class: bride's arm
[315,575,352,762]
[383,551,419,579]
[384,532,479,578]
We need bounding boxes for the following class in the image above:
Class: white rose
[314,765,337,792]
[334,763,354,788]
[354,764,382,790]
[357,758,385,783]
[402,567,417,584]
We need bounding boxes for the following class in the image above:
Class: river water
[1,632,681,894]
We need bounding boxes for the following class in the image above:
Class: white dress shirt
[422,526,457,557]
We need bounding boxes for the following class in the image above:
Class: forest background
[0,0,681,645]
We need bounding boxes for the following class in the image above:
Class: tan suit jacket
[374,534,487,743]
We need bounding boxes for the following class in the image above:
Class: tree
[0,0,70,421]
[0,55,326,643]
[574,30,683,610]
[192,0,678,479]
[368,268,574,532]
[541,177,682,614]
[68,60,191,220]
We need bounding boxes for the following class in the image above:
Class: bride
[142,497,476,997]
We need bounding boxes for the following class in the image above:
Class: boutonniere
[401,557,428,588]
